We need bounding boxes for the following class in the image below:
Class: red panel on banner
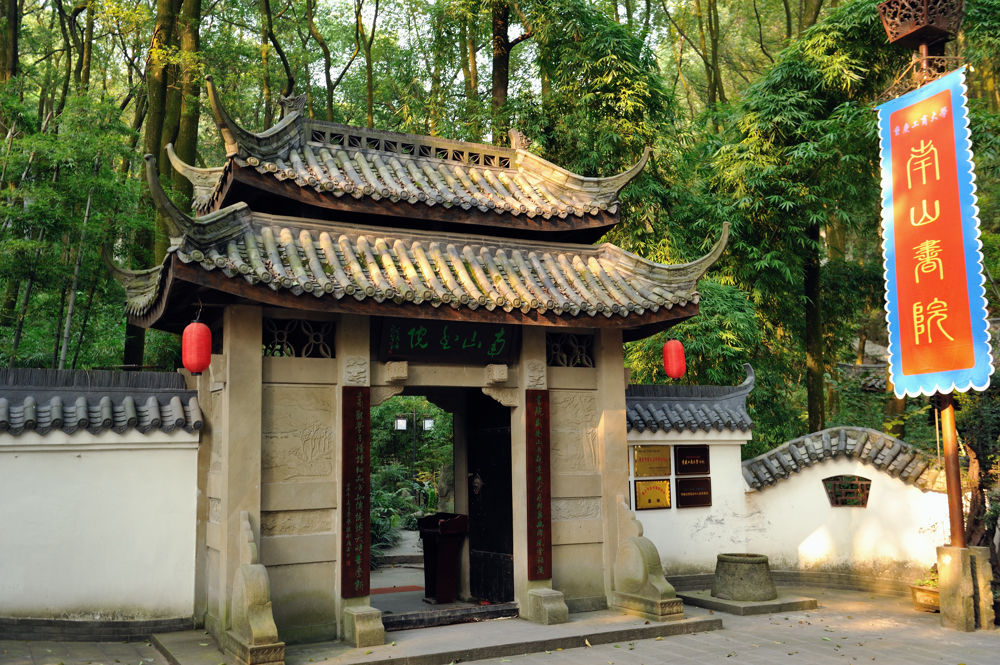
[889,90,974,375]
[341,386,371,598]
[526,389,552,581]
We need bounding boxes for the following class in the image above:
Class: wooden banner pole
[939,392,966,548]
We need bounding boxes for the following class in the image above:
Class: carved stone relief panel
[525,360,547,389]
[551,497,602,521]
[208,498,222,524]
[261,509,334,536]
[262,385,336,483]
[342,356,370,386]
[550,391,599,472]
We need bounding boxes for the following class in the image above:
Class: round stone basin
[710,553,778,601]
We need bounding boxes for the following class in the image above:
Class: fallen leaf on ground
[585,639,592,647]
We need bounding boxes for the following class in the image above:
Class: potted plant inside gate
[910,564,939,613]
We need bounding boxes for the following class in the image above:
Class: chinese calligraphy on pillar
[341,386,371,598]
[525,389,552,581]
[876,67,992,397]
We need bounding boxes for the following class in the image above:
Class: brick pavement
[0,639,169,665]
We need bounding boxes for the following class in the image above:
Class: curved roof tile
[626,365,754,434]
[741,426,946,493]
[0,369,202,437]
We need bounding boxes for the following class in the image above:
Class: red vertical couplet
[341,386,371,598]
[890,89,974,375]
[525,389,552,581]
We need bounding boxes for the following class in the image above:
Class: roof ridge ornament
[145,154,252,249]
[205,75,304,159]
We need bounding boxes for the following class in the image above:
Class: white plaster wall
[744,457,948,577]
[0,432,198,619]
[628,432,749,574]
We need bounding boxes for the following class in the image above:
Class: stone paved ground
[456,586,999,665]
[2,585,997,665]
[0,640,169,665]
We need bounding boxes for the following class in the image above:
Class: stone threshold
[381,601,519,631]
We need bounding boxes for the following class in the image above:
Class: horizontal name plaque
[373,317,521,365]
[675,444,710,475]
[633,445,671,477]
[676,477,712,508]
[635,479,671,510]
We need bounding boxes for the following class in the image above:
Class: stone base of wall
[667,570,911,596]
[0,617,194,641]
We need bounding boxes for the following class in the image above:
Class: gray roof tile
[742,426,946,492]
[0,369,202,437]
[625,364,754,434]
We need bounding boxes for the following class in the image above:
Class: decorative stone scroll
[371,385,404,406]
[611,496,683,622]
[224,512,284,665]
[482,387,520,407]
[341,386,371,598]
[526,389,552,581]
[342,357,369,386]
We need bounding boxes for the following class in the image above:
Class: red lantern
[182,321,212,375]
[662,339,686,379]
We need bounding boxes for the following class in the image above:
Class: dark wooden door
[467,394,513,603]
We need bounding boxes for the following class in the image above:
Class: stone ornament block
[343,605,385,648]
[385,361,408,384]
[484,363,508,386]
[527,588,569,625]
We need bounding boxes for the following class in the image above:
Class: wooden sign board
[633,445,671,477]
[372,317,520,365]
[675,444,710,475]
[676,477,712,508]
[526,389,552,580]
[341,386,371,598]
[635,479,671,510]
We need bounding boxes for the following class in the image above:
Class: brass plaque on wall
[676,477,712,508]
[675,444,710,475]
[635,480,671,510]
[633,445,671,477]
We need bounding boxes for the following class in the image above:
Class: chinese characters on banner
[341,386,371,598]
[876,67,992,397]
[525,389,552,581]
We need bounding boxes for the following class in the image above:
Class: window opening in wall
[546,333,595,367]
[823,475,872,507]
[262,318,335,357]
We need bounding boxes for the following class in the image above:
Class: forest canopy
[2,0,1000,461]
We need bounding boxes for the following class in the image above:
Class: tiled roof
[178,78,646,234]
[626,365,753,434]
[110,156,728,332]
[0,369,202,437]
[741,427,946,492]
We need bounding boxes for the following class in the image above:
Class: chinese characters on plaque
[525,389,552,581]
[340,386,371,598]
[631,444,712,509]
[876,68,992,397]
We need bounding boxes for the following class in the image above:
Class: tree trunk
[123,323,145,369]
[173,0,201,201]
[145,0,178,261]
[80,1,94,90]
[58,176,95,369]
[1,0,19,81]
[71,276,97,369]
[307,0,335,121]
[963,443,986,546]
[805,222,825,432]
[491,1,510,143]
